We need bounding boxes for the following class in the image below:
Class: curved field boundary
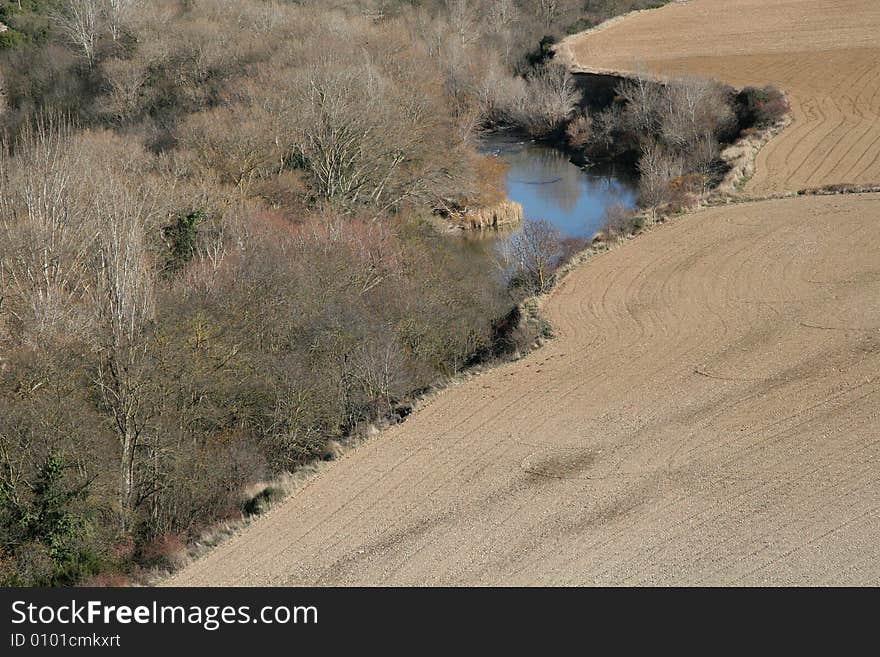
[558,0,880,196]
[166,0,880,586]
[166,191,880,586]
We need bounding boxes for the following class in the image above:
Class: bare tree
[105,0,139,41]
[527,63,579,134]
[485,63,579,137]
[506,218,561,294]
[486,0,518,63]
[52,0,103,66]
[0,123,158,532]
[286,63,450,210]
[0,121,95,345]
[180,106,282,193]
[0,70,6,119]
[617,74,665,142]
[98,57,148,124]
[488,0,517,26]
[660,76,734,152]
[683,134,720,188]
[445,0,481,47]
[88,175,155,530]
[538,0,559,28]
[637,142,684,209]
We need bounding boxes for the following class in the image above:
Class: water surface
[479,131,637,239]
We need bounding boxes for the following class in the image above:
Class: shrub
[136,533,187,570]
[602,203,640,237]
[482,63,580,138]
[0,27,27,49]
[572,73,742,210]
[505,218,562,294]
[521,35,558,70]
[242,486,285,517]
[666,173,704,212]
[565,113,593,148]
[736,86,790,128]
[80,571,131,587]
[0,454,107,586]
[566,18,596,35]
[558,235,590,262]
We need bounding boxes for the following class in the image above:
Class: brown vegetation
[2,0,597,585]
[562,72,782,211]
[0,118,517,584]
[169,192,880,586]
[504,218,562,294]
[0,0,695,586]
[163,0,880,588]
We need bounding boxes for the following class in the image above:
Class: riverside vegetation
[0,0,786,585]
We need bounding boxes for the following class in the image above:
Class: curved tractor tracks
[168,0,880,586]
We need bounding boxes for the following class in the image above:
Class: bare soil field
[559,0,880,196]
[168,194,880,586]
[167,0,880,586]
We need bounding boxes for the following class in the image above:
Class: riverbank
[155,3,794,585]
[152,82,785,586]
[165,185,880,585]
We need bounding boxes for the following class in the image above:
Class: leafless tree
[488,0,517,26]
[105,0,139,41]
[485,0,518,63]
[52,0,103,66]
[0,123,159,532]
[660,76,734,152]
[538,0,559,28]
[88,174,156,530]
[445,0,481,47]
[683,134,721,188]
[590,103,623,151]
[287,63,450,210]
[602,203,637,238]
[637,142,684,209]
[180,106,282,193]
[527,63,580,135]
[0,70,7,118]
[484,63,579,137]
[98,57,148,124]
[0,121,95,346]
[617,74,665,142]
[507,218,561,294]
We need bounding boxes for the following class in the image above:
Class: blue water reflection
[479,131,637,239]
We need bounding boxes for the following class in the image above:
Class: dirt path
[167,1,880,586]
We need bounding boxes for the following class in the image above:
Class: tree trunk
[119,424,136,532]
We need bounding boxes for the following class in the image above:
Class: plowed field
[560,0,880,195]
[167,1,880,586]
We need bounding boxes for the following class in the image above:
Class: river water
[478,131,638,240]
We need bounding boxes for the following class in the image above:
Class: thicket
[566,75,789,217]
[0,120,515,584]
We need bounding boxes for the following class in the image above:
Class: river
[478,130,637,240]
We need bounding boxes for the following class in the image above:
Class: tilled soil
[560,0,880,195]
[167,0,880,586]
